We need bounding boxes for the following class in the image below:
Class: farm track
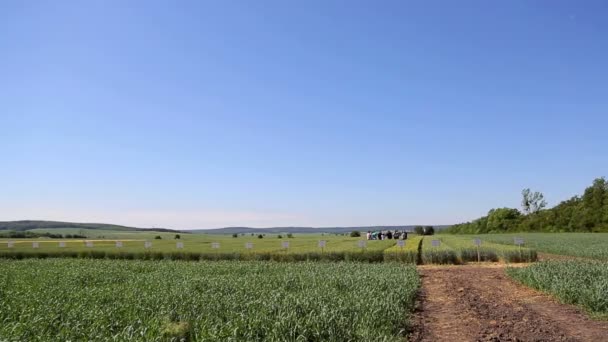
[410,265,608,342]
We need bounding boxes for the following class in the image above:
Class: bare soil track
[409,265,608,342]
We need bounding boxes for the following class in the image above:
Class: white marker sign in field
[32,242,39,249]
[176,242,184,249]
[115,241,123,248]
[473,238,482,246]
[59,242,66,248]
[358,240,367,248]
[397,240,405,247]
[144,241,152,249]
[431,240,441,247]
[86,241,94,248]
[282,241,289,249]
[514,237,524,246]
[7,241,14,248]
[245,242,253,249]
[318,240,326,248]
[211,242,220,249]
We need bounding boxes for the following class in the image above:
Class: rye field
[476,233,608,260]
[507,260,608,319]
[0,259,419,342]
[0,231,545,264]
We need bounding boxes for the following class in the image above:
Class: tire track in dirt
[409,265,608,342]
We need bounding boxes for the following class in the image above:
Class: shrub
[257,234,263,239]
[154,236,162,240]
[350,231,361,237]
[232,233,238,238]
[174,234,181,239]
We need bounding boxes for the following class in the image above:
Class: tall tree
[521,188,547,215]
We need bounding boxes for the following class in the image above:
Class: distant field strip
[478,233,608,261]
[0,235,537,264]
[439,236,537,263]
[0,259,420,342]
[507,260,608,319]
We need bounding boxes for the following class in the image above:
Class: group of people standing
[366,230,407,240]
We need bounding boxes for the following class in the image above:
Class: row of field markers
[5,239,408,250]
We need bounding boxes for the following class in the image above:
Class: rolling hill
[0,220,183,233]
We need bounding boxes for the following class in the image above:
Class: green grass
[420,237,458,264]
[439,235,537,263]
[0,259,420,341]
[383,236,422,263]
[0,233,407,262]
[507,260,608,319]
[476,233,608,261]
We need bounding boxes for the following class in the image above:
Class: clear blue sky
[1,1,607,229]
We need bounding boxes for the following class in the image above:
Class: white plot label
[358,240,367,248]
[245,242,253,249]
[32,242,39,249]
[431,240,441,247]
[144,241,152,249]
[59,242,66,248]
[282,241,290,249]
[318,240,326,248]
[514,237,524,246]
[7,241,14,248]
[397,240,405,247]
[473,238,482,246]
[176,242,184,249]
[211,242,220,249]
[86,241,94,248]
[115,241,123,248]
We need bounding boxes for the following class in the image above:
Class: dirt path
[409,265,608,342]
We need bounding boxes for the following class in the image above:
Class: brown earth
[409,265,608,342]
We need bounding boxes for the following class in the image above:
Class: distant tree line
[414,226,435,235]
[446,177,608,233]
[0,231,87,239]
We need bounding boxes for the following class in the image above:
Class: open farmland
[0,259,419,342]
[0,234,539,264]
[476,233,608,260]
[507,260,608,319]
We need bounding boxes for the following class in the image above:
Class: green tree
[521,188,547,215]
[350,231,361,237]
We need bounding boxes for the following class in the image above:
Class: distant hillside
[192,225,450,234]
[0,220,184,234]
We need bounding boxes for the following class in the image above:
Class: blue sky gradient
[1,1,607,228]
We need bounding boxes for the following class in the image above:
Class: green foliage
[257,234,263,239]
[349,231,361,237]
[232,233,238,238]
[286,233,293,238]
[175,234,181,239]
[0,259,420,341]
[447,177,608,233]
[277,234,282,239]
[507,260,608,318]
[154,235,162,240]
[414,226,435,235]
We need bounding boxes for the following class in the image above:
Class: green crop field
[507,260,608,319]
[0,232,543,264]
[474,233,608,260]
[438,235,537,263]
[0,259,420,341]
